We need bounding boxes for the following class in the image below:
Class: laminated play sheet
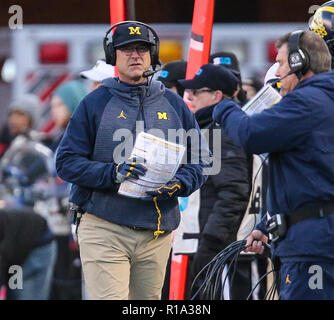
[118,132,185,198]
[242,84,281,116]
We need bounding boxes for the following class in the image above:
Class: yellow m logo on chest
[128,26,141,35]
[157,112,168,120]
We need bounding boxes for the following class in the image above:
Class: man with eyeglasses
[178,64,252,299]
[56,21,208,300]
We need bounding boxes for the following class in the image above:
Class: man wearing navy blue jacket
[213,30,334,300]
[55,21,207,300]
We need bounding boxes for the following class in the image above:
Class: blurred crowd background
[0,0,327,300]
[0,0,322,126]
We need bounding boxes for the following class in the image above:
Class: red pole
[109,0,126,76]
[169,0,215,300]
[109,0,126,25]
[186,0,215,79]
[110,0,125,77]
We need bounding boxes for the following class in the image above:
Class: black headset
[288,30,310,78]
[103,20,160,70]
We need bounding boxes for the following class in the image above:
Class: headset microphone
[269,70,293,87]
[268,70,293,93]
[142,64,162,78]
[280,70,294,81]
[142,69,156,78]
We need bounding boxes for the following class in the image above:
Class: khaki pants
[78,213,172,300]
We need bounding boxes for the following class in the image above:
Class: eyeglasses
[185,89,215,96]
[118,45,150,55]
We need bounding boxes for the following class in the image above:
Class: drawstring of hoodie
[117,78,165,244]
[148,196,165,244]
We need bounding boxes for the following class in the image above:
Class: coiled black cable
[191,239,277,300]
[191,240,248,300]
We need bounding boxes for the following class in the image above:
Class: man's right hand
[114,157,147,184]
[245,230,269,255]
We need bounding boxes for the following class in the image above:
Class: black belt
[127,225,151,231]
[286,203,334,228]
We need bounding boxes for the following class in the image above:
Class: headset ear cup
[288,30,309,77]
[150,45,160,68]
[103,43,116,66]
[103,45,112,65]
[109,45,116,66]
[103,33,116,65]
[103,37,111,65]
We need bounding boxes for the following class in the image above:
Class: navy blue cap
[158,60,187,86]
[209,51,241,76]
[113,22,155,48]
[178,63,239,97]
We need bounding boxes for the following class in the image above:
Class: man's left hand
[143,179,183,200]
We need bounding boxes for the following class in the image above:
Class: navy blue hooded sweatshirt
[56,77,208,233]
[213,70,334,261]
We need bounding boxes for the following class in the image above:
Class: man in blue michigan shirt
[56,21,207,300]
[213,30,334,299]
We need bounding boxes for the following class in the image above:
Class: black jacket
[195,105,251,251]
[0,208,51,286]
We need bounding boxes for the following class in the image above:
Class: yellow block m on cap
[128,26,141,35]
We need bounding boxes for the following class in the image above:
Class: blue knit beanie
[53,81,87,114]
